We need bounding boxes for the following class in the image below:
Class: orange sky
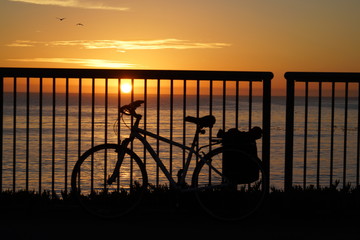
[1,0,360,96]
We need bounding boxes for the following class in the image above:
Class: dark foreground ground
[1,189,359,240]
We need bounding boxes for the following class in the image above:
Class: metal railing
[0,68,272,193]
[285,72,360,190]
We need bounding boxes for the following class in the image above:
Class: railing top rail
[0,68,273,81]
[285,72,360,83]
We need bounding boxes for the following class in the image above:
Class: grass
[1,183,359,218]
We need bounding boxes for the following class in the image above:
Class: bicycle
[71,100,267,221]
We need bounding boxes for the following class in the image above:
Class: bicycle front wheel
[192,147,267,221]
[71,144,148,219]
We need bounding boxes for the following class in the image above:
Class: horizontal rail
[285,72,360,82]
[0,68,273,81]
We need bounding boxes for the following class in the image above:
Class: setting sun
[121,83,132,93]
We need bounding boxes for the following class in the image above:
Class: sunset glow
[120,83,132,94]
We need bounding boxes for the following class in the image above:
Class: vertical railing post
[182,80,187,168]
[13,78,17,192]
[52,78,56,194]
[170,79,174,176]
[65,78,69,193]
[262,77,271,192]
[316,82,322,189]
[39,77,43,192]
[235,81,239,129]
[156,79,160,186]
[330,82,335,186]
[222,81,226,131]
[303,82,309,188]
[143,79,147,168]
[249,81,253,130]
[285,76,295,191]
[0,76,3,192]
[357,83,360,186]
[343,81,349,188]
[26,77,30,191]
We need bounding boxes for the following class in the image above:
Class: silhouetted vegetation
[1,183,359,219]
[265,182,360,219]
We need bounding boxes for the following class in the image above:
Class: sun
[120,83,132,93]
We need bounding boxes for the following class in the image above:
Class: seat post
[178,126,202,184]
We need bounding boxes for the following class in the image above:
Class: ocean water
[1,92,359,192]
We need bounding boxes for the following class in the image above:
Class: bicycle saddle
[185,115,216,129]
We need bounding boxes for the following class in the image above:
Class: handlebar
[119,100,144,117]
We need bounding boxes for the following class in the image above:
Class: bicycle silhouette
[71,100,267,221]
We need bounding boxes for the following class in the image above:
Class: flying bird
[57,17,66,21]
[76,23,84,26]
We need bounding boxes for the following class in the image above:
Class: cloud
[7,58,136,68]
[7,39,231,51]
[78,39,231,50]
[6,40,34,47]
[8,0,129,11]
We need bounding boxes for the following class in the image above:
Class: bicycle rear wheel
[192,147,267,221]
[71,144,148,219]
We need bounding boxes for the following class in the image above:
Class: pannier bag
[219,127,262,184]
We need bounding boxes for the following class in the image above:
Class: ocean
[1,92,359,192]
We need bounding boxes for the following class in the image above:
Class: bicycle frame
[108,114,214,188]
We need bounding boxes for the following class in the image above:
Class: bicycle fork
[106,138,131,185]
